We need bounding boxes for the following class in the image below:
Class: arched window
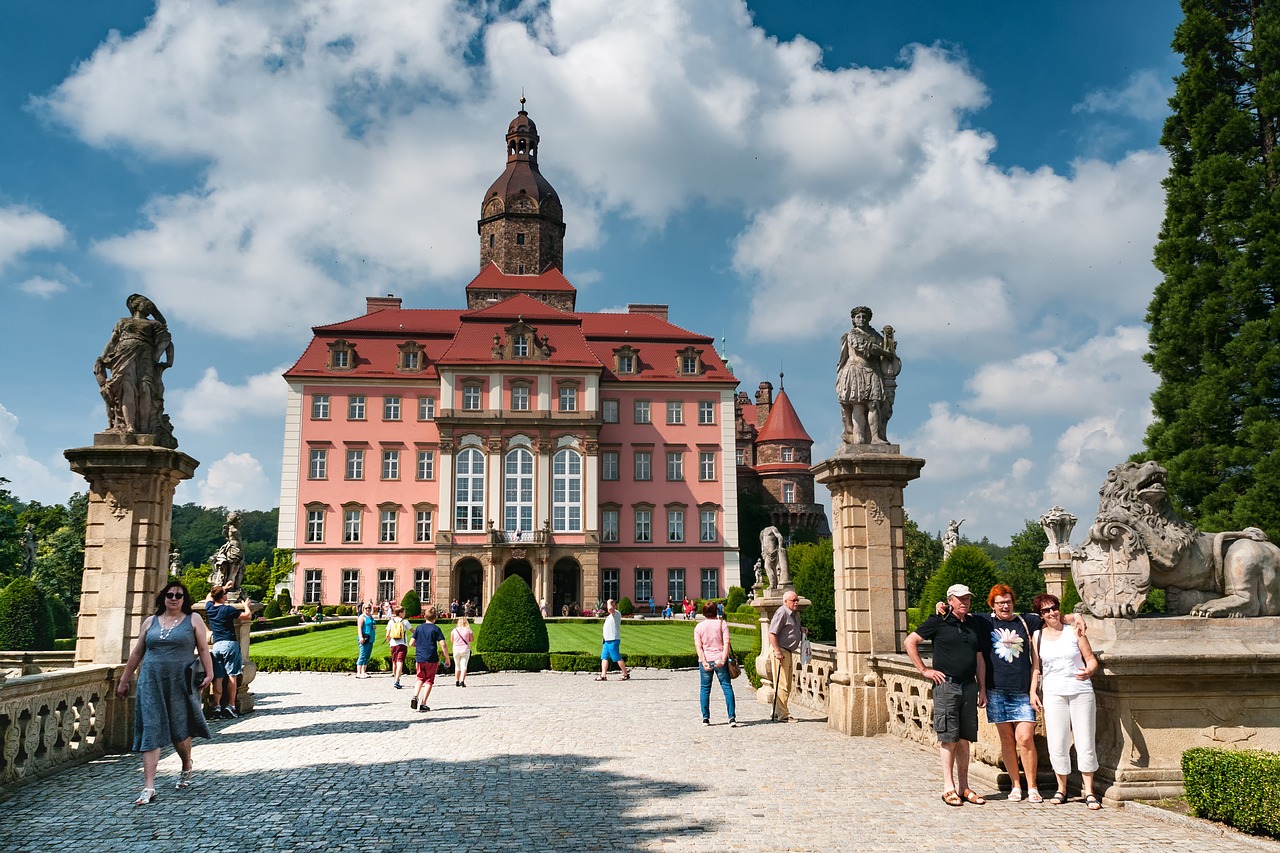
[553,449,582,532]
[504,448,535,537]
[455,448,485,532]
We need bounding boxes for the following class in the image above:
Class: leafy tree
[474,575,548,653]
[726,586,747,612]
[31,492,88,610]
[903,516,942,605]
[181,564,211,601]
[0,477,24,578]
[917,545,999,616]
[1145,0,1280,540]
[45,594,75,639]
[996,519,1049,608]
[789,540,835,643]
[245,559,271,591]
[400,588,421,618]
[0,576,55,650]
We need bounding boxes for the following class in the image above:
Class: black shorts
[932,680,979,743]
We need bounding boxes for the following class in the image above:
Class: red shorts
[390,645,407,663]
[415,661,439,684]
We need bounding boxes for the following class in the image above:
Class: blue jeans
[699,663,736,721]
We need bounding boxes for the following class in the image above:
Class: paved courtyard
[1,668,1271,852]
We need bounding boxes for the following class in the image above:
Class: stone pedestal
[1084,614,1280,801]
[1039,548,1072,603]
[65,442,198,666]
[750,589,809,706]
[813,446,924,736]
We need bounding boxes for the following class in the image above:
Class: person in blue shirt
[203,586,252,718]
[408,606,452,712]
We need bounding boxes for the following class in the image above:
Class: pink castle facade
[276,107,741,613]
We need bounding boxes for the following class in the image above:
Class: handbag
[725,641,742,680]
[184,657,206,694]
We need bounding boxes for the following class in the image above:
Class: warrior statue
[836,306,901,446]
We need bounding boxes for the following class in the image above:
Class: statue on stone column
[94,294,177,448]
[209,510,245,592]
[943,519,964,560]
[760,526,790,590]
[836,306,901,446]
[169,548,183,576]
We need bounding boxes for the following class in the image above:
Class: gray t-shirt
[602,611,622,642]
[769,605,803,652]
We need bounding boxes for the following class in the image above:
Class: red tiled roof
[465,263,576,293]
[463,292,575,320]
[756,389,813,443]
[439,318,601,368]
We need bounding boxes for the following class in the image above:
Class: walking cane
[770,651,781,722]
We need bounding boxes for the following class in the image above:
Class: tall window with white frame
[414,569,431,603]
[601,450,619,481]
[304,569,322,603]
[668,568,685,603]
[601,509,619,543]
[511,384,530,411]
[668,509,684,542]
[601,569,619,602]
[634,400,650,423]
[312,394,330,419]
[455,448,485,532]
[306,509,324,543]
[416,450,435,480]
[701,568,719,600]
[346,449,364,480]
[418,396,436,421]
[553,449,582,532]
[783,482,796,503]
[462,384,482,411]
[378,569,395,603]
[415,509,433,542]
[700,508,717,542]
[635,568,653,604]
[341,569,359,604]
[666,400,683,424]
[698,400,714,425]
[504,448,534,535]
[379,508,397,543]
[782,447,794,462]
[383,396,401,421]
[348,395,366,420]
[699,451,715,481]
[309,448,328,480]
[635,509,652,543]
[634,450,651,481]
[667,451,684,481]
[602,399,619,423]
[343,508,362,543]
[382,449,400,480]
[558,385,577,412]
[513,334,529,357]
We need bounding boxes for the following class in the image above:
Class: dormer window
[398,342,423,372]
[328,340,355,371]
[614,345,639,375]
[676,346,702,376]
[513,335,529,357]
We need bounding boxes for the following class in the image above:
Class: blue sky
[0,0,1183,544]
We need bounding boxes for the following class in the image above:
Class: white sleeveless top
[1038,623,1093,697]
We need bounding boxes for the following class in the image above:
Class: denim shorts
[211,639,243,678]
[986,688,1035,724]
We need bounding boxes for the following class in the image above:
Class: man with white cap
[905,583,988,807]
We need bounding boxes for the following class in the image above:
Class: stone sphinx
[1072,460,1280,617]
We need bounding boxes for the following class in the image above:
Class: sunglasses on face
[1039,605,1060,614]
[165,592,185,600]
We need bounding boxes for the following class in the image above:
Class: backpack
[387,618,405,640]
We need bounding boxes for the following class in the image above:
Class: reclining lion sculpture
[1072,460,1280,618]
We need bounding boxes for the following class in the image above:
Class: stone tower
[478,100,566,276]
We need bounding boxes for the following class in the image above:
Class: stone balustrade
[0,664,128,791]
[790,642,836,712]
[870,653,937,747]
[0,651,77,675]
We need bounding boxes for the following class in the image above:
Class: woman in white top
[1033,593,1102,810]
[451,617,474,687]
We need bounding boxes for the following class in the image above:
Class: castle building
[276,106,743,613]
[735,380,829,538]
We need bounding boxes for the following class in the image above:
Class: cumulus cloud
[171,365,290,433]
[0,402,82,504]
[16,276,69,298]
[188,452,274,509]
[1073,69,1172,122]
[909,402,1031,481]
[0,206,67,269]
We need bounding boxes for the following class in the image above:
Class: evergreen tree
[1146,0,1280,539]
[0,576,55,651]
[789,540,835,643]
[474,575,548,653]
[400,588,421,618]
[917,546,1000,617]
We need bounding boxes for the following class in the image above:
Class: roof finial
[779,363,785,391]
[520,88,526,112]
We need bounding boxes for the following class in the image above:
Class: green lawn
[251,619,756,662]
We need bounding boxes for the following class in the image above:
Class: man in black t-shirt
[904,583,988,807]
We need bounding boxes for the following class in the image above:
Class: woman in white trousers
[1033,592,1102,810]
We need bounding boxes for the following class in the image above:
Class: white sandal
[134,787,157,805]
[1008,787,1022,802]
[176,764,194,789]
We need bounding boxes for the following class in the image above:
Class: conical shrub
[475,575,548,653]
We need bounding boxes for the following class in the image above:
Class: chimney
[366,294,402,314]
[627,303,668,322]
[755,381,773,429]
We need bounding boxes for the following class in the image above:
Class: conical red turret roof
[756,388,812,444]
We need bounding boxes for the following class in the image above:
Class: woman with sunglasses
[1032,593,1102,810]
[116,581,214,804]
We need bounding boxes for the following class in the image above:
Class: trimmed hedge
[249,618,353,643]
[263,598,282,618]
[0,577,55,651]
[550,652,600,672]
[475,575,548,654]
[1184,748,1280,838]
[250,614,302,633]
[726,586,747,613]
[255,651,493,674]
[617,596,635,615]
[401,588,422,618]
[480,651,549,671]
[53,637,76,651]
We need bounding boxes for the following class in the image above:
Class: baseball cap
[946,584,973,599]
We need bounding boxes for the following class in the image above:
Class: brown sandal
[962,788,986,805]
[941,790,963,806]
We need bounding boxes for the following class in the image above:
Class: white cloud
[0,206,67,269]
[1073,69,1172,121]
[0,402,82,504]
[189,452,273,509]
[909,402,1031,481]
[16,276,69,298]
[171,365,290,433]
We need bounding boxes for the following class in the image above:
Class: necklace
[157,614,182,640]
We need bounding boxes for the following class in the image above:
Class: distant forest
[170,504,280,570]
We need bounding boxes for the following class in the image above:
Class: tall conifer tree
[1146,0,1280,538]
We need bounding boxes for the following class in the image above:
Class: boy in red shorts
[408,605,451,711]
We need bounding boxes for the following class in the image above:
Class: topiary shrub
[474,575,548,654]
[617,596,635,616]
[0,577,56,651]
[917,545,999,616]
[401,588,422,618]
[726,586,746,613]
[46,594,76,639]
[1184,747,1280,838]
[263,597,282,618]
[276,587,293,613]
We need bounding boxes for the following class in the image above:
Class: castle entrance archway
[553,558,581,616]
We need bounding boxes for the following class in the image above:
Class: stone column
[65,441,199,666]
[813,446,924,736]
[1039,552,1072,602]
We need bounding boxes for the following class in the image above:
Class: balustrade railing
[790,643,835,712]
[0,664,127,790]
[489,529,548,545]
[872,653,938,748]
